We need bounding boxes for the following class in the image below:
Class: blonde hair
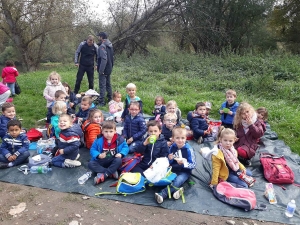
[233,102,256,129]
[164,113,177,120]
[87,109,103,122]
[256,107,268,121]
[172,127,187,137]
[48,71,61,82]
[166,100,177,109]
[225,89,237,98]
[126,83,136,90]
[52,101,66,115]
[216,126,236,143]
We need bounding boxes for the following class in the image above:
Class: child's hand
[143,136,150,146]
[12,155,17,160]
[59,149,64,154]
[245,115,253,125]
[70,102,74,108]
[115,153,122,158]
[167,141,172,147]
[175,159,184,165]
[99,152,106,159]
[71,114,75,118]
[228,111,233,115]
[220,110,224,114]
[127,137,133,144]
[8,155,15,161]
[168,153,174,160]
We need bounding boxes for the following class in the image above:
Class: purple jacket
[234,120,266,159]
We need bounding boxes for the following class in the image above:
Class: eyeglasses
[129,108,139,111]
[164,119,176,123]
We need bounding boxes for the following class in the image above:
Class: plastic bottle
[285,200,296,217]
[149,135,157,144]
[78,171,92,184]
[30,166,52,174]
[36,138,43,154]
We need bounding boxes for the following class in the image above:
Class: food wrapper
[264,183,277,204]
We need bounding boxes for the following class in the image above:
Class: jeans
[51,155,68,168]
[88,157,122,176]
[0,151,30,166]
[74,65,94,94]
[161,171,190,198]
[128,140,142,154]
[7,83,15,95]
[98,73,112,104]
[227,169,252,188]
[0,90,11,107]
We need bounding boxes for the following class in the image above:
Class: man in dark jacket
[74,35,98,94]
[97,32,114,106]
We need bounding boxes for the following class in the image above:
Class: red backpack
[26,128,43,142]
[260,153,294,184]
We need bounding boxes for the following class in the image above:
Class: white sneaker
[173,187,184,200]
[155,193,164,204]
[75,154,80,160]
[64,159,81,168]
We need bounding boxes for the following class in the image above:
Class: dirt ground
[0,182,287,225]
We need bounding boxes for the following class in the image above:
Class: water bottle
[78,171,92,184]
[285,200,296,218]
[30,166,52,174]
[36,138,43,154]
[149,135,157,144]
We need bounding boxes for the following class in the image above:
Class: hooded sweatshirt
[43,80,67,107]
[97,39,114,75]
[2,67,19,83]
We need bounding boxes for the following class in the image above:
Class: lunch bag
[26,128,43,142]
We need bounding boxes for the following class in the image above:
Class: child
[1,60,19,96]
[0,82,11,106]
[81,109,103,149]
[43,71,66,108]
[74,96,95,124]
[130,120,169,175]
[155,127,196,203]
[233,102,266,166]
[62,82,80,114]
[0,120,30,169]
[165,100,182,125]
[46,90,67,124]
[122,101,147,153]
[205,101,212,118]
[51,101,67,139]
[149,96,166,121]
[201,126,254,189]
[189,102,212,143]
[0,102,16,139]
[121,83,143,119]
[256,107,268,124]
[161,113,177,147]
[219,89,239,129]
[88,121,129,185]
[51,114,83,168]
[108,91,124,123]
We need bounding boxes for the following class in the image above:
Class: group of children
[0,70,269,204]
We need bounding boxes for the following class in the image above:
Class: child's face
[58,116,72,130]
[156,98,163,106]
[172,131,187,149]
[62,105,67,114]
[92,112,103,124]
[166,104,176,114]
[64,86,69,94]
[220,134,235,150]
[127,88,136,98]
[3,107,16,119]
[81,101,90,111]
[163,117,176,129]
[196,106,207,117]
[129,105,140,117]
[147,125,161,138]
[102,128,116,141]
[241,108,252,120]
[206,108,211,115]
[226,94,236,105]
[257,112,264,120]
[8,125,21,138]
[56,94,66,102]
[114,94,122,103]
[50,75,59,85]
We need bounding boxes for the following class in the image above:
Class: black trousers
[74,65,94,94]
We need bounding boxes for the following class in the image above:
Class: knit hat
[205,101,212,109]
[97,32,108,39]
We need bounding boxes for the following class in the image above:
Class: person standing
[97,32,114,106]
[74,35,98,94]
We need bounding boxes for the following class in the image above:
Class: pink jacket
[43,80,66,107]
[0,82,9,94]
[2,67,19,83]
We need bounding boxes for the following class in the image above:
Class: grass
[12,48,300,154]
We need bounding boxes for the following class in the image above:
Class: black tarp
[0,123,299,224]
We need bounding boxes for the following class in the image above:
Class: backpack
[213,182,265,211]
[26,128,43,142]
[95,172,146,196]
[260,153,294,184]
[28,154,52,168]
[146,167,177,187]
[118,154,143,173]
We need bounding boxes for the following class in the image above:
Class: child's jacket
[75,103,96,121]
[81,120,101,149]
[162,124,173,142]
[90,134,129,160]
[57,124,83,160]
[122,113,147,141]
[2,67,19,83]
[169,142,196,174]
[0,116,15,139]
[0,133,29,159]
[220,101,239,125]
[190,114,209,140]
[136,134,169,167]
[43,80,66,107]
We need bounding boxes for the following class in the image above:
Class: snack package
[264,183,277,204]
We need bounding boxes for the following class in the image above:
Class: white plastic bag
[144,157,169,183]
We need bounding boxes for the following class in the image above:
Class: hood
[200,145,218,160]
[68,124,83,137]
[102,39,113,48]
[3,67,18,73]
[46,80,62,86]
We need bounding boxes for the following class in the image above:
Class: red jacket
[81,120,102,149]
[2,67,19,83]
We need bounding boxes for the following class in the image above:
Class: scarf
[103,134,118,157]
[242,113,257,134]
[219,143,239,172]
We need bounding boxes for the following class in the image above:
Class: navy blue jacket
[122,113,147,141]
[0,133,30,158]
[169,142,196,174]
[57,124,83,160]
[190,114,209,140]
[0,115,15,139]
[75,103,96,121]
[97,39,114,75]
[75,41,98,67]
[220,101,239,125]
[136,134,169,167]
[162,124,173,142]
[121,95,143,119]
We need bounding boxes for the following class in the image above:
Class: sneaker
[75,154,80,160]
[110,171,119,179]
[173,187,184,200]
[94,173,105,185]
[0,162,9,169]
[155,193,164,204]
[64,159,81,168]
